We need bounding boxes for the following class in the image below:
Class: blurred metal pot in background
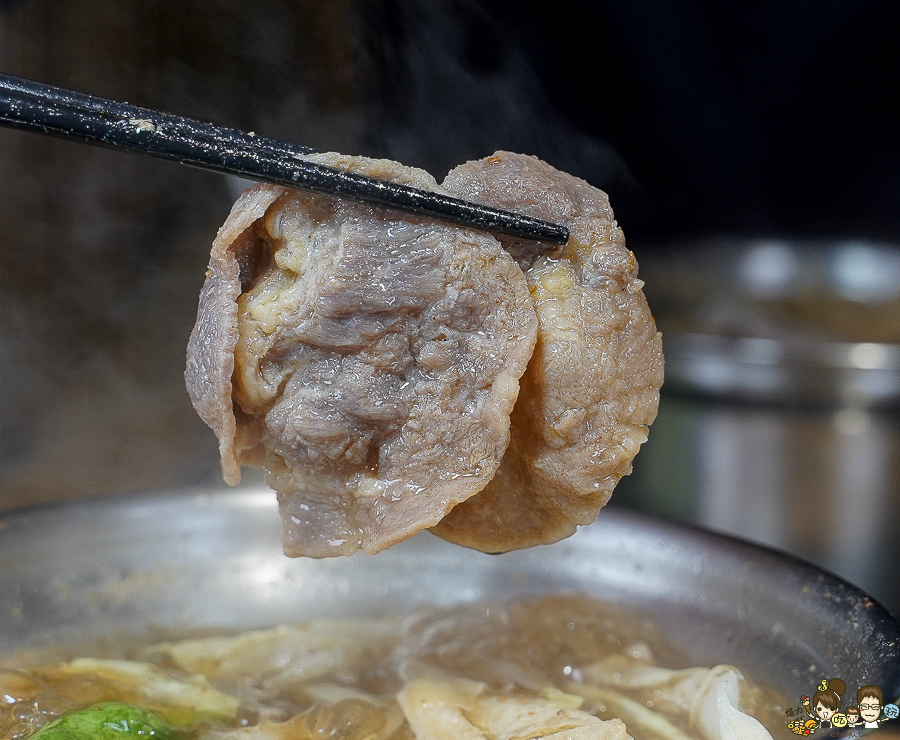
[616,239,900,616]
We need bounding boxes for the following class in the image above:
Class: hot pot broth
[0,595,784,740]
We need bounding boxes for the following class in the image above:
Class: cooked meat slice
[433,152,663,552]
[186,184,285,485]
[185,153,537,557]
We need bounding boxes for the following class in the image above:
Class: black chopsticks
[0,73,569,245]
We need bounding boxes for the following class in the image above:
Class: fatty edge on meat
[185,151,663,558]
[185,153,538,557]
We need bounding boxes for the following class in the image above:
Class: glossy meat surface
[185,153,537,557]
[433,152,664,552]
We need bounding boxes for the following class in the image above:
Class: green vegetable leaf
[33,702,176,740]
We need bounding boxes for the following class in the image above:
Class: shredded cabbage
[582,657,773,740]
[38,659,239,726]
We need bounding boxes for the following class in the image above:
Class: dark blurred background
[1,0,899,612]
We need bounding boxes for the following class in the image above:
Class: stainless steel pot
[645,239,900,405]
[622,239,900,618]
[1,486,898,715]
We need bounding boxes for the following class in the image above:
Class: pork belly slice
[433,152,664,552]
[185,153,537,557]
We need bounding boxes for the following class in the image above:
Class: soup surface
[0,595,782,740]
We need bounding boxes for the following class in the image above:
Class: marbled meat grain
[432,152,664,552]
[185,153,538,557]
